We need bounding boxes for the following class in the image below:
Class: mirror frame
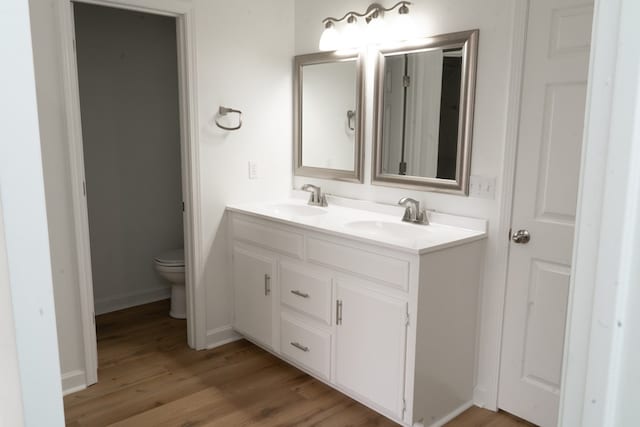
[294,51,365,183]
[372,29,479,195]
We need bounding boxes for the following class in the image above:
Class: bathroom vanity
[226,197,486,427]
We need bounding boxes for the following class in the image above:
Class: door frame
[56,0,205,387]
[474,0,530,410]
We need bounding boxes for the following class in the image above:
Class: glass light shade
[365,16,389,45]
[319,25,339,51]
[393,11,416,41]
[341,21,363,49]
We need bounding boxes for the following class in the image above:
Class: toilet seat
[154,248,184,267]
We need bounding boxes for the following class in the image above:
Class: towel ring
[215,106,242,131]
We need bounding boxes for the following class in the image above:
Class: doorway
[74,2,184,317]
[59,0,205,388]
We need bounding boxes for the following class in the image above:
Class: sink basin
[345,220,428,240]
[266,203,328,217]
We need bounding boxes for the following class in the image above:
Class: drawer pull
[290,341,309,352]
[264,274,271,296]
[290,289,309,298]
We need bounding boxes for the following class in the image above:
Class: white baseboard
[473,385,497,411]
[206,325,242,349]
[95,287,171,315]
[62,369,87,396]
[425,401,474,427]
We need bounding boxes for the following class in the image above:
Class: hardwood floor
[64,300,535,427]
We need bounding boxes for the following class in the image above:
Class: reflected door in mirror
[381,49,462,180]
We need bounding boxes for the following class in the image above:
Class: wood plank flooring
[64,300,535,427]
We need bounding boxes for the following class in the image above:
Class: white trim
[56,0,206,389]
[57,0,98,387]
[206,326,242,349]
[559,0,640,425]
[61,370,87,396]
[424,401,474,427]
[473,0,529,410]
[94,288,171,315]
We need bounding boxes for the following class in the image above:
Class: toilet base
[169,283,186,319]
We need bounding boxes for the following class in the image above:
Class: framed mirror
[294,51,365,182]
[372,30,479,194]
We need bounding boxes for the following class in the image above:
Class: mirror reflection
[381,48,462,180]
[301,61,356,171]
[373,30,478,195]
[294,52,364,182]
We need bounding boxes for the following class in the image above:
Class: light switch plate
[248,161,258,179]
[469,175,496,199]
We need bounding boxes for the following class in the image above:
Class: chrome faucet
[301,184,328,207]
[398,197,429,225]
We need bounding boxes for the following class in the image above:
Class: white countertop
[226,195,487,255]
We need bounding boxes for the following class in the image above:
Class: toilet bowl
[153,249,186,319]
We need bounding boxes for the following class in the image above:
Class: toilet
[153,248,186,319]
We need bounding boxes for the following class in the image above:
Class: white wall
[0,205,24,427]
[193,0,294,339]
[30,0,294,393]
[0,0,64,423]
[73,3,183,314]
[293,0,519,408]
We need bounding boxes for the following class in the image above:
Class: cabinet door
[335,279,408,419]
[233,244,276,349]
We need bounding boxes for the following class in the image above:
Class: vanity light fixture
[318,1,412,51]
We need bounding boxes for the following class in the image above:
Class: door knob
[512,229,531,244]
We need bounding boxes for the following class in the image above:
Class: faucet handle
[415,209,429,225]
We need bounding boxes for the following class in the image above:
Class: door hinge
[508,227,512,241]
[182,201,185,212]
[402,398,406,415]
[82,180,86,196]
[405,312,410,327]
[403,75,411,87]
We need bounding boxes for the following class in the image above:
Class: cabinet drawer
[280,314,331,380]
[307,238,409,291]
[280,260,332,325]
[231,216,303,258]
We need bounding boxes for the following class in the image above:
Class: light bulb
[365,15,389,45]
[394,6,416,41]
[341,15,363,49]
[319,21,339,51]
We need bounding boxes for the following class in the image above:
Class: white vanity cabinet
[228,207,486,427]
[232,244,276,350]
[334,278,408,419]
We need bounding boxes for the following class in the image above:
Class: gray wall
[74,3,183,314]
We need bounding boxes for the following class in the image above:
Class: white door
[335,278,408,419]
[499,1,593,426]
[232,244,275,349]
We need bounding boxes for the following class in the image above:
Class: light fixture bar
[321,1,411,26]
[318,2,412,51]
